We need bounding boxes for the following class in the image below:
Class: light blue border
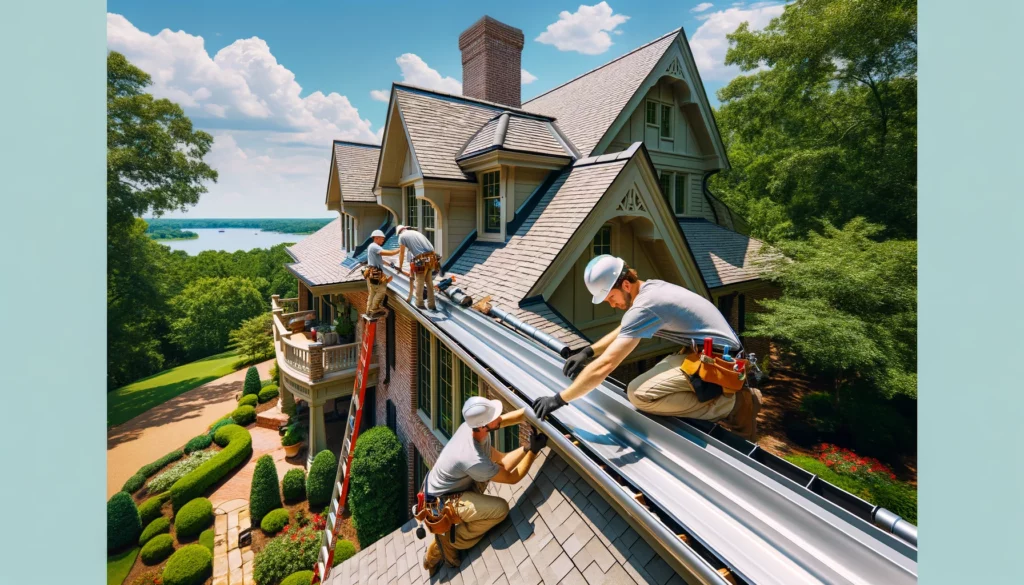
[0,1,106,582]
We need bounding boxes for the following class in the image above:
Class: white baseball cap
[371,229,386,238]
[396,224,408,233]
[462,396,503,428]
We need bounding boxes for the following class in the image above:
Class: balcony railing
[271,294,368,382]
[324,343,358,373]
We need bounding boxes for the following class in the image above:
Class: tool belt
[361,266,391,285]
[680,350,747,403]
[410,252,440,274]
[414,477,463,539]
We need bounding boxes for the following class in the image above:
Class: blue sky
[108,1,786,218]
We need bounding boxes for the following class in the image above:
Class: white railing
[324,343,359,373]
[283,339,310,374]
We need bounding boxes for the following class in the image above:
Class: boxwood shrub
[199,528,214,552]
[122,450,185,494]
[249,455,282,525]
[281,570,314,585]
[139,516,171,546]
[107,491,143,552]
[243,366,261,397]
[170,424,252,511]
[208,417,233,436]
[230,405,256,426]
[140,533,175,565]
[281,469,306,503]
[183,433,212,454]
[138,492,170,526]
[161,544,212,585]
[238,394,259,408]
[260,508,290,535]
[174,497,213,539]
[306,450,337,508]
[349,426,406,547]
[332,540,356,567]
[258,384,279,404]
[147,451,218,495]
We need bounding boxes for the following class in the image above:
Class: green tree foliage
[146,217,331,235]
[349,427,407,548]
[249,455,283,525]
[243,366,262,396]
[168,277,266,360]
[231,314,275,365]
[711,0,917,241]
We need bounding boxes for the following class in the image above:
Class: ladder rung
[320,544,330,562]
[322,528,334,549]
[317,562,326,581]
[351,395,360,412]
[328,511,337,531]
[336,480,344,496]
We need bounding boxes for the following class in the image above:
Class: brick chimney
[458,16,525,108]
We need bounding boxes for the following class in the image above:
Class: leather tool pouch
[681,352,746,400]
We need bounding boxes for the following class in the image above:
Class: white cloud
[521,69,538,84]
[691,3,714,13]
[535,2,630,55]
[370,89,390,102]
[689,2,786,81]
[393,53,462,94]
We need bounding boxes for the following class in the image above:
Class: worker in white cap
[418,396,548,573]
[393,224,439,310]
[360,229,391,317]
[533,255,762,440]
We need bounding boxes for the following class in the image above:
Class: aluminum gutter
[386,268,918,585]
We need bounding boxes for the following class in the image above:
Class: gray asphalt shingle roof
[286,219,363,286]
[678,218,772,288]
[459,113,576,160]
[334,142,381,203]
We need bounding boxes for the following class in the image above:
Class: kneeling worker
[419,396,548,573]
[361,229,391,317]
[533,255,762,440]
[394,225,439,310]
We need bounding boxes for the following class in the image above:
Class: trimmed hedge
[281,570,314,585]
[208,417,233,436]
[139,492,170,526]
[230,405,256,426]
[238,394,259,408]
[249,455,282,525]
[108,492,143,552]
[306,450,337,508]
[258,384,279,404]
[184,433,213,454]
[140,533,175,565]
[332,540,356,567]
[174,497,213,539]
[282,468,306,503]
[139,516,170,546]
[260,508,290,535]
[199,528,214,552]
[147,451,217,494]
[349,426,407,548]
[161,544,212,585]
[122,450,185,494]
[243,366,261,397]
[170,424,252,511]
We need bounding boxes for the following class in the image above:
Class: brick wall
[458,16,524,108]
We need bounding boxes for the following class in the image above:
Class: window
[406,185,418,229]
[492,424,520,451]
[674,174,687,215]
[437,345,454,438]
[362,386,376,428]
[386,400,396,432]
[417,326,432,417]
[738,294,746,334]
[657,170,688,216]
[422,200,436,247]
[481,170,501,234]
[645,101,658,125]
[592,224,612,257]
[459,361,479,406]
[658,171,671,198]
[413,448,430,492]
[660,104,673,139]
[718,295,735,328]
[349,215,357,250]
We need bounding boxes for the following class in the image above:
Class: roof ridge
[393,83,554,120]
[523,28,682,106]
[332,140,381,149]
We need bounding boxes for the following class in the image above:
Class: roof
[677,218,772,288]
[523,31,678,157]
[285,219,363,287]
[327,450,683,585]
[459,112,577,160]
[333,141,381,203]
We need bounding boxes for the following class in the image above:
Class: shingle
[334,142,381,203]
[678,219,775,287]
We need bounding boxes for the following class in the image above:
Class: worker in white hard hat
[360,229,391,317]
[392,224,439,310]
[418,396,548,574]
[533,254,762,440]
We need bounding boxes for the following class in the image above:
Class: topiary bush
[148,451,218,494]
[332,540,356,567]
[306,450,337,508]
[238,394,259,408]
[108,491,143,552]
[161,544,212,585]
[208,417,233,436]
[281,468,306,503]
[122,473,148,495]
[174,497,213,539]
[183,433,213,454]
[140,533,175,565]
[281,570,314,585]
[258,384,279,404]
[171,425,253,511]
[260,508,290,535]
[349,426,407,548]
[243,366,261,397]
[253,524,320,585]
[138,492,170,526]
[199,528,214,552]
[230,404,256,426]
[123,450,185,493]
[249,455,282,525]
[139,516,171,546]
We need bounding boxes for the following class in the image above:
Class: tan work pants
[365,278,387,314]
[627,353,736,420]
[406,268,436,309]
[451,487,510,550]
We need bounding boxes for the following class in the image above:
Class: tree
[249,455,283,525]
[711,0,917,241]
[231,314,275,365]
[243,366,262,397]
[168,277,267,360]
[349,427,407,548]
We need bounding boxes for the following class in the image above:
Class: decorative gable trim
[616,186,648,214]
[666,57,684,78]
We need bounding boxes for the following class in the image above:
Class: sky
[107,1,787,218]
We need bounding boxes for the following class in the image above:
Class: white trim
[476,167,504,243]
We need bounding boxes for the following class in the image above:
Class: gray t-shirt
[399,229,434,257]
[618,280,741,350]
[425,423,500,495]
[366,242,383,268]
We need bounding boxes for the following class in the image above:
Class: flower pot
[283,442,304,458]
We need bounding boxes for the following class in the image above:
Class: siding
[513,167,548,211]
[446,188,477,255]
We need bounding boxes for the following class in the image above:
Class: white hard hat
[371,229,386,239]
[396,224,408,233]
[462,396,503,428]
[584,254,627,304]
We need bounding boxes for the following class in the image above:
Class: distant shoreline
[145,217,333,235]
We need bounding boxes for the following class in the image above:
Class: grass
[785,455,918,525]
[108,350,243,429]
[107,547,139,585]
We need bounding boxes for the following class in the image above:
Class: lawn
[108,350,243,429]
[785,455,918,525]
[107,547,139,585]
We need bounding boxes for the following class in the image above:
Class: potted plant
[334,313,354,344]
[281,424,306,458]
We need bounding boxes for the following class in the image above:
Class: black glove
[526,427,548,453]
[562,346,594,379]
[533,393,566,420]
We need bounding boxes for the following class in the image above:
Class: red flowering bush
[253,522,320,585]
[816,444,897,483]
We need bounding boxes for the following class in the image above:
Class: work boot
[722,387,762,442]
[423,540,442,575]
[427,303,437,311]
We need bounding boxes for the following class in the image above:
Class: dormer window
[481,170,502,235]
[646,99,674,140]
[405,185,418,229]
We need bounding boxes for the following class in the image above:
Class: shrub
[184,433,213,454]
[130,571,162,585]
[161,544,212,585]
[243,366,261,397]
[259,384,279,404]
[785,454,917,525]
[306,450,337,508]
[349,426,406,548]
[139,492,170,526]
[252,524,320,585]
[281,425,305,448]
[250,455,282,525]
[281,570,314,585]
[260,508,290,535]
[171,425,253,510]
[174,497,213,539]
[139,516,171,546]
[108,492,143,552]
[281,469,306,503]
[208,417,233,436]
[122,473,148,495]
[230,405,257,426]
[123,450,185,493]
[332,540,356,567]
[140,533,175,565]
[238,393,259,408]
[270,360,280,385]
[148,451,218,494]
[199,528,214,552]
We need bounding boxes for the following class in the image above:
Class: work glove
[526,427,549,453]
[562,346,594,379]
[533,393,566,420]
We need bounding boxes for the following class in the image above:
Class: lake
[159,228,308,254]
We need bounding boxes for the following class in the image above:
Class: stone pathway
[213,498,254,585]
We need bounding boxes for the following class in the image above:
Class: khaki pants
[627,353,736,420]
[406,268,436,309]
[365,278,387,314]
[452,487,509,550]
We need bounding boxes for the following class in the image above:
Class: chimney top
[458,16,525,108]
